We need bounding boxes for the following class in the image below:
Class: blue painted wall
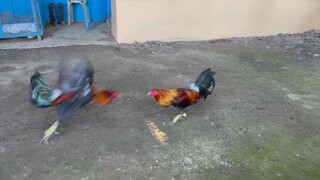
[106,0,111,17]
[0,0,110,22]
[44,0,110,22]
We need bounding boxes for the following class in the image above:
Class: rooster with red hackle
[148,68,215,123]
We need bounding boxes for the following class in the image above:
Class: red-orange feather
[52,92,77,105]
[91,87,115,106]
[154,89,200,108]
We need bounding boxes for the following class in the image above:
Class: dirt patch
[0,66,17,73]
[0,30,320,179]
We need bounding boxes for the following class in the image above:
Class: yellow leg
[172,113,187,123]
[39,121,59,144]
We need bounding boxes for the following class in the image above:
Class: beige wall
[112,0,320,43]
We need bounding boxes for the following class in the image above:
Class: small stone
[0,146,5,153]
[287,94,301,101]
[184,157,193,165]
[244,128,251,136]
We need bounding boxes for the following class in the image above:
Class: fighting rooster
[30,58,120,144]
[148,68,215,123]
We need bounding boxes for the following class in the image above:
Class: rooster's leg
[39,121,60,144]
[180,107,189,115]
[172,107,189,123]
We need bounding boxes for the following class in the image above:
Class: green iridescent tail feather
[30,70,55,108]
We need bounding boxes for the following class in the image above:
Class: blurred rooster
[148,68,215,123]
[30,58,120,144]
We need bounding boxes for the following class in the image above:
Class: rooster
[30,58,121,144]
[148,68,215,123]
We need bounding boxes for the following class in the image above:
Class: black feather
[30,69,43,90]
[30,70,54,108]
[56,58,95,124]
[58,58,94,93]
[194,68,215,100]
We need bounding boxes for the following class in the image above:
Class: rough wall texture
[111,0,320,43]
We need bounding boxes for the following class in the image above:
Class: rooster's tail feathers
[30,69,45,89]
[194,68,215,100]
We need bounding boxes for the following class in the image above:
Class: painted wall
[44,0,110,22]
[0,0,110,22]
[112,0,320,43]
[111,0,117,39]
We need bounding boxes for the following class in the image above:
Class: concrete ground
[0,30,320,179]
[0,21,116,49]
